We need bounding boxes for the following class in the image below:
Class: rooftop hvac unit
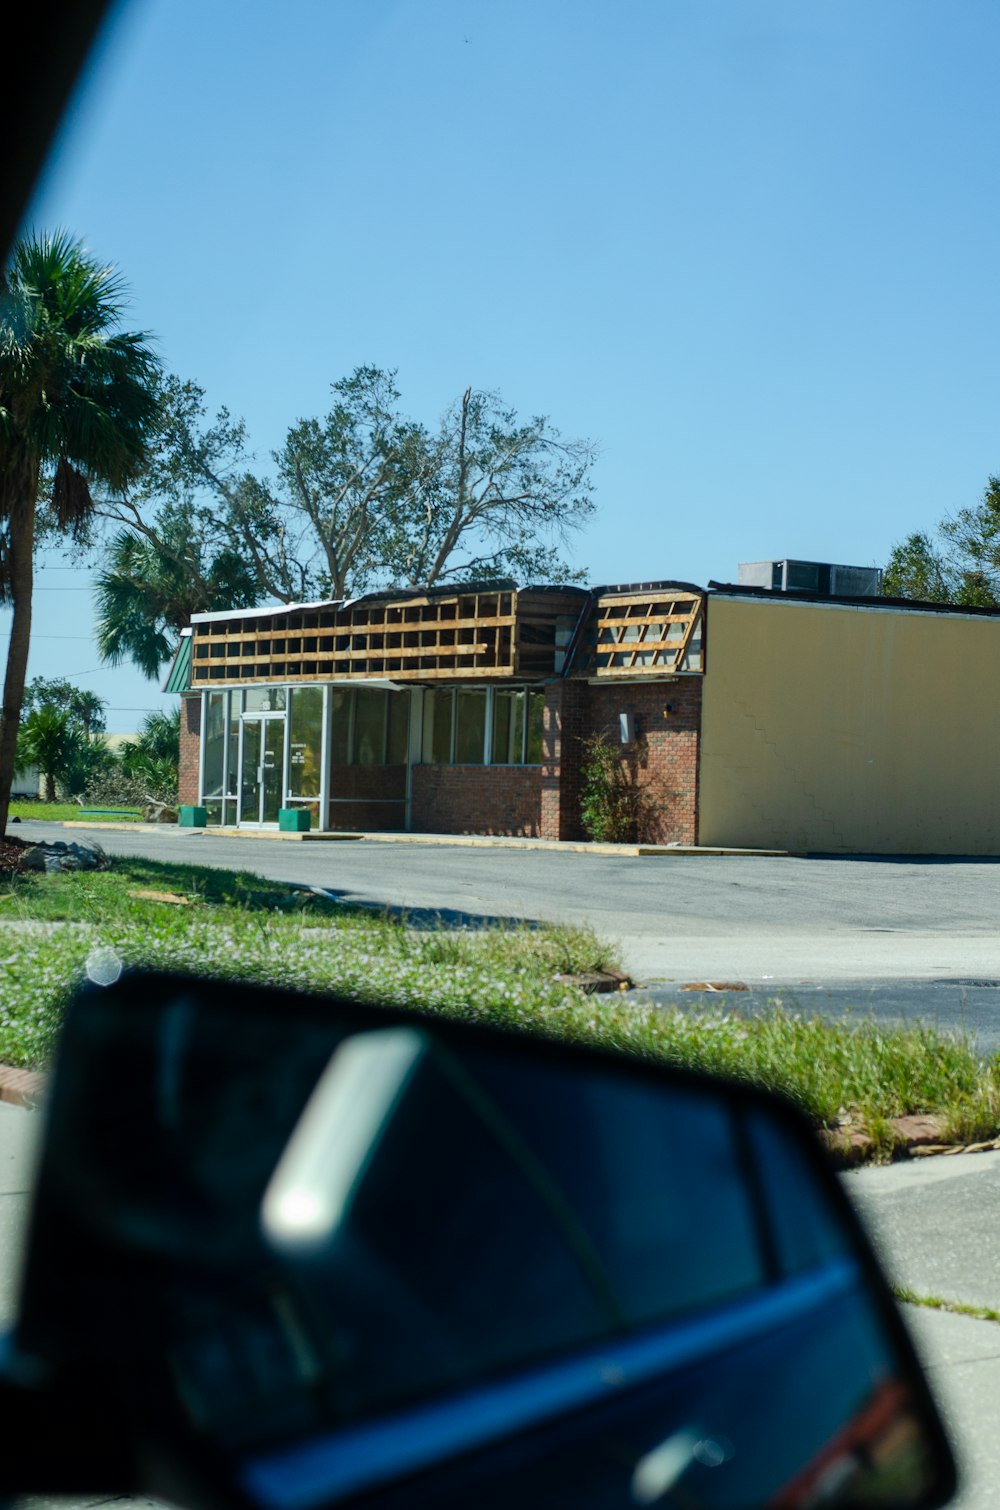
[737,560,882,598]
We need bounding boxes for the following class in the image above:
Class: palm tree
[72,688,106,737]
[16,707,77,802]
[23,677,107,734]
[0,231,160,835]
[96,525,260,679]
[15,707,108,802]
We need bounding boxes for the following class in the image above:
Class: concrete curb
[15,820,791,859]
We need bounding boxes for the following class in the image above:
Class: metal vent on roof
[737,560,882,598]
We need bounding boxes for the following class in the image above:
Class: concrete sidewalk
[844,1150,1000,1508]
[15,816,791,858]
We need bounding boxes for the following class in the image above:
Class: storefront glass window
[386,692,409,765]
[492,689,526,764]
[226,702,240,801]
[203,693,227,798]
[354,689,387,766]
[421,687,542,765]
[288,687,324,798]
[244,687,286,713]
[423,689,453,763]
[526,690,545,764]
[329,690,351,766]
[455,690,487,764]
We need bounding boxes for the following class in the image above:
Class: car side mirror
[0,971,956,1509]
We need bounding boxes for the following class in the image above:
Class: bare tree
[97,368,597,668]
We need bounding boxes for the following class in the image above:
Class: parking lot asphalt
[15,822,1000,1047]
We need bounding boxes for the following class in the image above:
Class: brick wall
[178,680,700,842]
[540,678,701,843]
[540,682,588,840]
[328,764,406,832]
[411,764,542,835]
[584,680,701,844]
[178,694,200,806]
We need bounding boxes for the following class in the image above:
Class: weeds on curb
[895,1287,1000,1326]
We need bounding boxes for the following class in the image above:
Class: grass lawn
[9,802,144,823]
[0,852,997,1161]
[0,853,619,1071]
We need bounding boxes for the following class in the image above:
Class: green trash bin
[279,808,312,832]
[179,806,208,828]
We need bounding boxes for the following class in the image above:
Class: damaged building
[169,561,1000,854]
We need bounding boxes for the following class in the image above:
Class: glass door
[262,717,284,824]
[239,715,286,825]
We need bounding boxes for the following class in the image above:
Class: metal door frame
[236,711,287,826]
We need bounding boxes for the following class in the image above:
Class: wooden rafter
[190,586,586,687]
[584,589,705,676]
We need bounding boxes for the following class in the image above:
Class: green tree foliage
[97,368,596,674]
[16,708,73,802]
[0,232,160,834]
[579,732,648,843]
[392,384,596,588]
[117,708,180,798]
[62,732,115,799]
[883,478,1000,607]
[14,707,109,801]
[95,523,259,679]
[23,677,107,735]
[882,533,952,603]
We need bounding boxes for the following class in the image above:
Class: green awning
[163,633,192,693]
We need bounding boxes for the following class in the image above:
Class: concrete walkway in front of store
[19,817,790,858]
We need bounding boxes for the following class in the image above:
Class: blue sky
[14,0,1000,729]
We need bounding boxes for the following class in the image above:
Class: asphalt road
[16,822,1000,1049]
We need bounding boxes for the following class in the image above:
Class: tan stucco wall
[699,595,1000,854]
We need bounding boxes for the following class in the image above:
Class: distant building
[11,763,41,799]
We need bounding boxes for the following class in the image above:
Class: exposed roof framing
[188,586,588,687]
[576,587,705,676]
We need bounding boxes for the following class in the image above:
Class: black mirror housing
[1,971,957,1510]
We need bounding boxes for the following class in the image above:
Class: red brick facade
[178,679,701,842]
[540,677,701,844]
[327,764,406,832]
[411,764,543,836]
[407,677,701,842]
[179,693,201,806]
[540,682,588,840]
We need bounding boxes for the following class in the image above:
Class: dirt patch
[679,981,750,993]
[129,888,190,906]
[0,836,32,877]
[555,968,634,994]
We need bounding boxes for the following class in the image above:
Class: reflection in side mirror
[6,972,955,1510]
